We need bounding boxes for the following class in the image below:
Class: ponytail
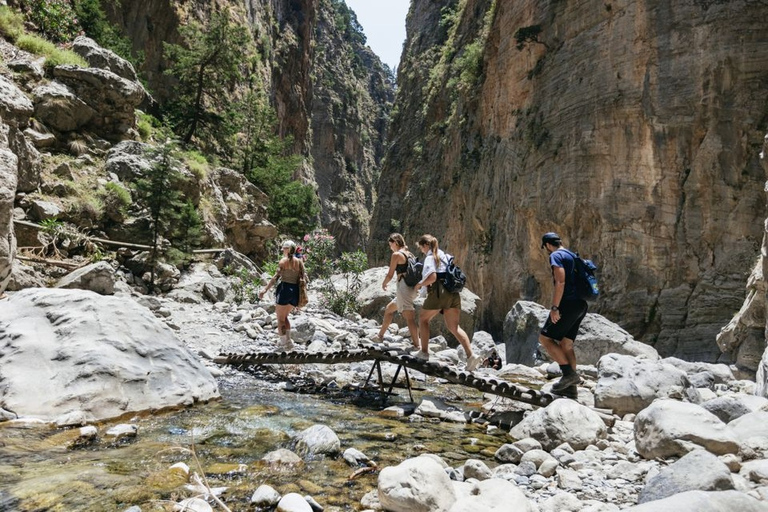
[418,234,440,266]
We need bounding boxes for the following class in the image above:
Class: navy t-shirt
[549,249,578,301]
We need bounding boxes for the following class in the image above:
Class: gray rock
[56,261,115,295]
[594,354,691,415]
[509,399,607,450]
[503,301,658,366]
[638,450,734,503]
[0,288,219,422]
[72,36,139,82]
[462,459,492,480]
[294,424,340,457]
[634,400,739,459]
[701,394,768,423]
[33,81,97,132]
[28,199,61,221]
[378,456,456,512]
[625,490,768,512]
[251,484,281,507]
[448,478,535,511]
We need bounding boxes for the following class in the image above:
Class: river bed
[0,365,510,511]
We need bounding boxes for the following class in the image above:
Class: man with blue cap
[539,232,589,397]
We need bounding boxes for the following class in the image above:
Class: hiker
[539,232,589,395]
[413,234,482,371]
[376,233,420,349]
[258,240,307,351]
[483,348,502,370]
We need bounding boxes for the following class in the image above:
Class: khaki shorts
[423,280,461,310]
[394,277,417,312]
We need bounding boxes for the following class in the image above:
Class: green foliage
[173,201,203,253]
[454,39,483,90]
[0,6,25,41]
[21,0,80,43]
[224,265,262,304]
[133,140,185,289]
[181,150,210,181]
[330,0,366,47]
[39,218,63,234]
[15,33,88,69]
[136,111,171,143]
[99,181,132,220]
[316,250,368,316]
[163,8,251,147]
[72,0,141,67]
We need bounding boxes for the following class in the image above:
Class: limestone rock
[32,81,97,133]
[634,400,739,459]
[56,261,115,295]
[503,301,658,366]
[71,36,139,82]
[594,354,691,415]
[509,399,607,450]
[638,450,734,504]
[0,288,219,422]
[294,424,340,457]
[448,478,535,512]
[378,456,457,512]
[700,394,768,423]
[625,490,768,512]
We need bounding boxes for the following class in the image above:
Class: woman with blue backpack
[376,233,420,348]
[413,234,482,371]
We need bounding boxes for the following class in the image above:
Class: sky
[344,0,410,71]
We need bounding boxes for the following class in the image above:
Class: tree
[163,8,251,147]
[133,140,184,290]
[514,25,549,50]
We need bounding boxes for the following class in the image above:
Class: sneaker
[413,350,429,361]
[552,372,582,392]
[466,354,482,372]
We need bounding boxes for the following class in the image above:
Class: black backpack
[401,251,423,286]
[441,255,466,293]
[564,249,599,301]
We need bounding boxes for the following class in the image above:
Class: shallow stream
[0,367,511,511]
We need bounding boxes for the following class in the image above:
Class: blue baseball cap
[541,232,561,248]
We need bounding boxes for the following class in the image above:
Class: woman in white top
[413,234,481,371]
[376,233,419,348]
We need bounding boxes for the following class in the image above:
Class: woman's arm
[258,259,283,299]
[414,271,436,291]
[381,252,399,291]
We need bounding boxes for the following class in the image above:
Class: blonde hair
[418,234,440,266]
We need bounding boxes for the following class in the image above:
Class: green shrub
[181,150,210,181]
[101,182,132,209]
[73,0,141,67]
[0,6,25,41]
[16,33,88,69]
[24,0,80,43]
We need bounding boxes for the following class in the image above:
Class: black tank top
[394,250,409,275]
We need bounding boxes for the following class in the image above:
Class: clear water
[0,368,510,511]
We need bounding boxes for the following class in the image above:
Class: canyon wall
[370,0,768,365]
[105,0,393,250]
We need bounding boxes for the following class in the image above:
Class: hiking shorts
[394,277,417,312]
[540,299,588,341]
[275,281,299,307]
[423,280,461,311]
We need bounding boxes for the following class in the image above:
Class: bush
[316,250,367,316]
[15,33,88,69]
[224,266,262,304]
[181,150,210,181]
[0,6,25,41]
[24,0,80,43]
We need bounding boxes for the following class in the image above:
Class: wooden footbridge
[214,342,584,411]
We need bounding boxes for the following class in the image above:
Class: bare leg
[443,308,473,357]
[378,301,397,339]
[402,309,419,348]
[419,309,440,352]
[538,334,568,364]
[276,304,292,335]
[560,337,577,368]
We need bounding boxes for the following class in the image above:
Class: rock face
[503,301,659,366]
[369,0,768,362]
[0,288,219,423]
[104,0,394,251]
[0,75,33,296]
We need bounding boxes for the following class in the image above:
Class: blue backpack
[565,249,599,301]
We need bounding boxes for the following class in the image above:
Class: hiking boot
[413,350,430,361]
[466,354,482,372]
[552,372,582,392]
[552,385,579,400]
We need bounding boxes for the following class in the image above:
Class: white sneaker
[413,350,430,361]
[466,354,482,372]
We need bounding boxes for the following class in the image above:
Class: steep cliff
[371,0,768,364]
[105,0,393,250]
